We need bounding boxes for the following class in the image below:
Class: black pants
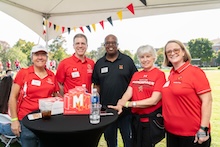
[132,118,154,147]
[166,131,211,147]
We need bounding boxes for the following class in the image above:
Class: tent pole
[43,13,50,48]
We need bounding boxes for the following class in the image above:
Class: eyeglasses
[166,48,181,56]
[104,42,118,46]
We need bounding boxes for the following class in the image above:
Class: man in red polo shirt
[56,33,94,95]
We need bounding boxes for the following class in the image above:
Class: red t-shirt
[56,54,94,93]
[130,68,166,122]
[14,66,59,120]
[162,62,211,136]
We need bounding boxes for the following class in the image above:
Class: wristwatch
[200,126,209,136]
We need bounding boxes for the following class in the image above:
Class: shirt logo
[138,86,143,92]
[87,64,93,73]
[47,78,54,84]
[119,65,123,69]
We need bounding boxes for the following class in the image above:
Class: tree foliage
[188,38,213,65]
[122,49,133,59]
[155,48,164,68]
[215,51,220,66]
[48,35,69,63]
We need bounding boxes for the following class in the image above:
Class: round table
[22,109,118,147]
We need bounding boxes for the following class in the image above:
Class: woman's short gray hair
[136,45,157,62]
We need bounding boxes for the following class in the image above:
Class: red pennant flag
[127,3,135,15]
[49,22,52,28]
[62,27,65,33]
[99,21,104,29]
[80,27,84,33]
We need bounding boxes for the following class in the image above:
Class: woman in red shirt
[162,40,212,147]
[8,45,60,147]
[109,45,166,147]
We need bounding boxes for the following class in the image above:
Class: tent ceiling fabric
[1,0,220,41]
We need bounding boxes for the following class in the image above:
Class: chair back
[0,113,21,147]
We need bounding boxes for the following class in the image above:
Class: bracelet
[11,117,18,122]
[125,101,130,108]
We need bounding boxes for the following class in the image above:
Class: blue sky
[1,8,220,54]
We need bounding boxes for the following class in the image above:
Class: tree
[4,46,28,69]
[13,39,35,65]
[122,50,133,59]
[155,48,164,68]
[133,53,140,66]
[48,35,69,62]
[188,38,213,66]
[86,50,98,61]
[215,51,220,66]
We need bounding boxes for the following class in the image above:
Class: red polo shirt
[162,62,211,136]
[56,54,94,93]
[14,66,59,120]
[130,68,166,122]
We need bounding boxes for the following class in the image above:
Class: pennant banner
[43,3,135,35]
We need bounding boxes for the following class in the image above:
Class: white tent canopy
[1,0,220,42]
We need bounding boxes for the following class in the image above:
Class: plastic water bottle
[90,88,101,124]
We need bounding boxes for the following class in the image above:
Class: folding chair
[0,113,20,147]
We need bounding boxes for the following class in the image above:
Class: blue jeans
[20,121,41,147]
[0,123,14,136]
[104,114,133,147]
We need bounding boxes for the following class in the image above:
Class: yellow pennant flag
[73,27,77,32]
[92,24,96,32]
[45,20,48,26]
[56,25,60,32]
[117,10,123,21]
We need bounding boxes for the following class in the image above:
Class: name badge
[31,80,41,86]
[163,81,170,87]
[101,67,108,73]
[71,71,80,78]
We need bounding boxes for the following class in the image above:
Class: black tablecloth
[22,109,118,147]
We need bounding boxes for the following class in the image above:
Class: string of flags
[42,0,147,35]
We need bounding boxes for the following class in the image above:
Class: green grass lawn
[1,69,219,147]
